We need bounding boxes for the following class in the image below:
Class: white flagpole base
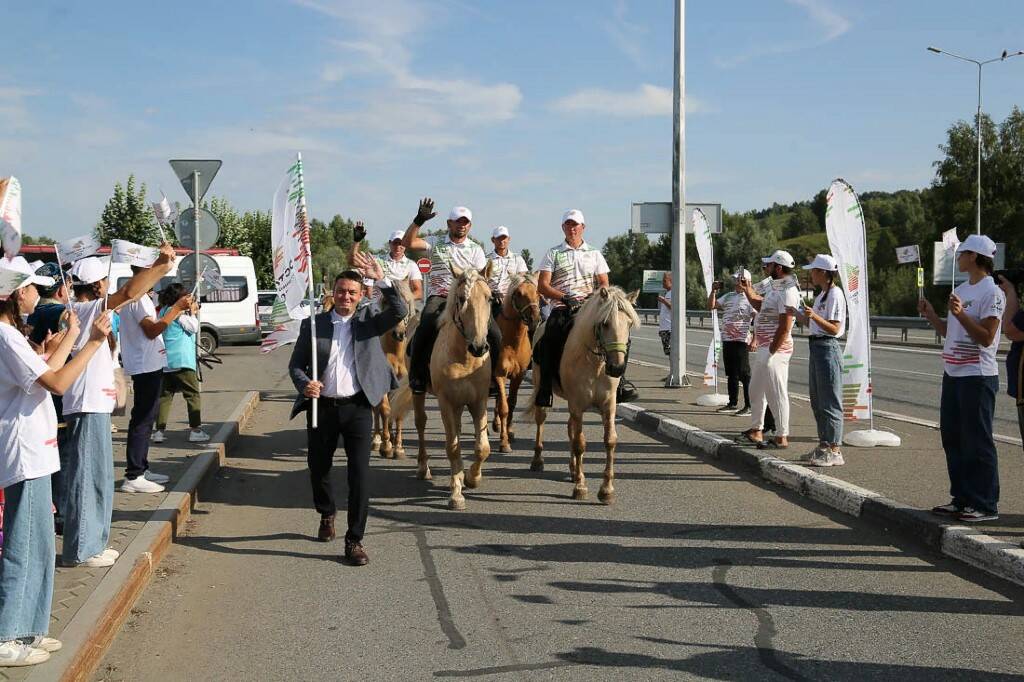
[664,373,692,388]
[696,393,730,407]
[844,429,901,448]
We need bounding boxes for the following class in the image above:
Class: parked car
[257,290,278,335]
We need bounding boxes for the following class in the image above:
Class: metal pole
[192,170,202,389]
[667,0,690,388]
[976,63,982,235]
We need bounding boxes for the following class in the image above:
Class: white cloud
[551,84,708,117]
[604,0,649,69]
[788,0,851,41]
[715,0,852,69]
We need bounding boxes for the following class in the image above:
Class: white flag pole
[52,246,72,315]
[296,153,319,429]
[103,250,113,311]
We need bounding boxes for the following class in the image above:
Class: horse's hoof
[371,436,382,449]
[448,498,466,511]
[381,446,393,459]
[571,487,589,501]
[464,475,480,489]
[500,443,513,454]
[598,490,615,505]
[530,459,544,472]
[417,468,432,481]
[394,448,406,460]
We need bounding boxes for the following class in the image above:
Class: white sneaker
[121,477,165,493]
[145,471,170,484]
[20,636,61,653]
[828,449,845,466]
[151,430,165,443]
[0,640,49,667]
[188,429,210,443]
[807,449,845,467]
[78,551,116,568]
[800,446,828,463]
[102,548,120,561]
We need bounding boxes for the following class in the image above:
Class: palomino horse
[373,279,417,459]
[527,286,640,504]
[392,263,494,510]
[492,274,541,453]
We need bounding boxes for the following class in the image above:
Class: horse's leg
[443,405,466,510]
[598,405,618,504]
[466,398,492,488]
[414,393,431,480]
[371,406,382,451]
[531,404,547,472]
[393,414,406,459]
[379,394,394,458]
[569,409,588,500]
[507,374,523,444]
[496,376,512,454]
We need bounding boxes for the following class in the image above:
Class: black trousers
[126,370,163,479]
[306,396,373,543]
[721,341,752,408]
[409,295,502,389]
[534,306,575,393]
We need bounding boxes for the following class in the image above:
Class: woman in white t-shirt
[794,254,847,467]
[919,234,1005,523]
[0,260,110,667]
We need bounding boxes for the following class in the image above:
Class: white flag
[894,245,920,265]
[825,179,870,422]
[201,267,226,291]
[941,228,960,252]
[56,233,102,263]
[0,176,23,257]
[260,319,301,354]
[152,196,175,225]
[271,160,312,313]
[110,239,159,267]
[692,207,720,387]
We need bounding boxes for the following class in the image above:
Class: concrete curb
[30,391,262,682]
[617,402,1024,589]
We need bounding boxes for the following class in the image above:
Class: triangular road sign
[169,159,222,203]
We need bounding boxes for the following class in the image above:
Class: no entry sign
[417,257,430,274]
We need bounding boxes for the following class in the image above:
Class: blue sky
[3,0,1023,257]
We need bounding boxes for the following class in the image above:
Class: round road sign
[177,253,220,291]
[175,208,221,251]
[417,257,430,274]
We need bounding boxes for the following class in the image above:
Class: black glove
[353,221,366,243]
[492,291,503,306]
[413,197,436,227]
[563,294,583,309]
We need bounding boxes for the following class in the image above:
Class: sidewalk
[618,361,1024,581]
[4,348,291,682]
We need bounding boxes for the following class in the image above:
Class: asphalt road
[629,325,1021,441]
[96,358,1024,681]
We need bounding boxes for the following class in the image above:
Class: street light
[928,46,1024,234]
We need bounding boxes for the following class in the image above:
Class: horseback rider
[486,225,529,320]
[403,198,502,395]
[533,210,612,407]
[350,222,423,309]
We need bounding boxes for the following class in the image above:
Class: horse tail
[390,382,414,421]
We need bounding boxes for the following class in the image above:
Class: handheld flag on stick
[941,228,960,290]
[0,177,23,258]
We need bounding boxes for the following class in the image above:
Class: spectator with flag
[152,283,207,444]
[709,269,755,415]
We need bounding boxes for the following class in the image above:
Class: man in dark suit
[289,252,406,566]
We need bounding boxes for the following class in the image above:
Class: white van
[110,251,260,353]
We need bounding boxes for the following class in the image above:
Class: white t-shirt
[371,255,422,305]
[119,295,167,376]
[942,276,1005,377]
[809,286,847,337]
[753,278,800,354]
[487,251,529,296]
[422,236,487,298]
[0,323,59,488]
[718,291,754,342]
[658,291,672,332]
[539,241,610,307]
[63,300,117,416]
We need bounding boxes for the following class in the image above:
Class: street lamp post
[928,46,1024,235]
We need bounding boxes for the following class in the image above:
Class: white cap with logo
[388,230,405,243]
[448,206,472,222]
[732,268,751,281]
[70,256,108,285]
[492,226,510,239]
[802,254,839,272]
[956,234,997,258]
[562,209,585,225]
[766,250,795,268]
[0,257,56,297]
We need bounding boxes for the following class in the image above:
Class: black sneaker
[716,404,739,413]
[617,381,639,403]
[931,501,961,516]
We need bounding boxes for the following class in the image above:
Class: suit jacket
[288,283,407,419]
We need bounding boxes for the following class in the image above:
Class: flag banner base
[696,393,730,407]
[664,373,692,389]
[844,429,901,448]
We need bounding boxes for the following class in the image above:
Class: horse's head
[506,273,541,336]
[580,286,640,377]
[383,279,417,342]
[449,263,493,358]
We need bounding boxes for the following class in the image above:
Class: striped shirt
[422,235,487,298]
[487,251,528,295]
[370,254,421,304]
[753,278,800,354]
[538,241,610,307]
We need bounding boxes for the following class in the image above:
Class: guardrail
[635,309,942,344]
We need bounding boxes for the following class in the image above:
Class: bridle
[451,279,490,357]
[499,293,540,327]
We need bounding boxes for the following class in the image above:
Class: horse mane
[443,268,490,325]
[576,286,640,329]
[508,272,538,293]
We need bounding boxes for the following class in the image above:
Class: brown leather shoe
[344,540,369,566]
[317,514,336,542]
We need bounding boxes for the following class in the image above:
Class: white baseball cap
[0,257,56,297]
[492,226,510,239]
[732,268,751,281]
[70,256,108,285]
[562,209,585,225]
[388,230,405,243]
[766,250,796,268]
[802,254,839,272]
[448,206,472,222]
[956,234,997,258]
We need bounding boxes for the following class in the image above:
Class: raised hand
[90,312,112,342]
[352,251,383,281]
[175,294,195,311]
[353,221,367,243]
[62,309,81,340]
[918,298,934,317]
[414,197,436,226]
[157,242,177,264]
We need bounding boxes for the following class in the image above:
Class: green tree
[22,234,56,245]
[520,248,534,271]
[96,174,160,245]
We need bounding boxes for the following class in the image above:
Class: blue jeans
[808,338,844,445]
[61,412,114,564]
[0,476,55,640]
[940,374,999,514]
[51,426,71,524]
